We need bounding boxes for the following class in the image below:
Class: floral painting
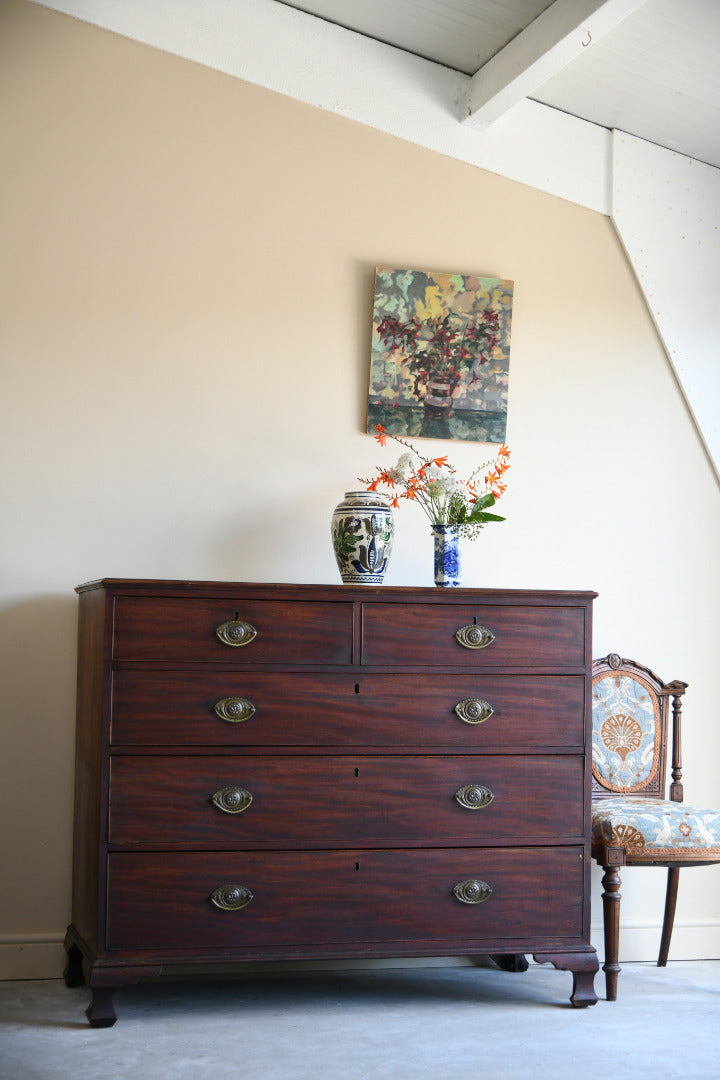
[367,267,513,442]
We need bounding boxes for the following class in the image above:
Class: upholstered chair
[591,653,720,1000]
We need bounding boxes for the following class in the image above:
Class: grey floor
[1,959,719,1080]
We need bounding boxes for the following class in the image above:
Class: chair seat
[592,797,720,861]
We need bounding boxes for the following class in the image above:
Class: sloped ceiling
[280,0,720,168]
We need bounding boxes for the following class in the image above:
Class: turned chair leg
[600,864,622,1001]
[658,867,680,967]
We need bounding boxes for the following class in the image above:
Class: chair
[591,653,720,1000]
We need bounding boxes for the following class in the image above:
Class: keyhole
[354,683,360,694]
[355,862,360,871]
[354,767,360,777]
[472,615,478,625]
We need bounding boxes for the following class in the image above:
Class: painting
[366,267,513,442]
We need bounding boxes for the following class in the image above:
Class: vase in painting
[432,524,462,587]
[420,379,453,438]
[331,491,394,585]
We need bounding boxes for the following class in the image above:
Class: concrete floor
[1,960,719,1080]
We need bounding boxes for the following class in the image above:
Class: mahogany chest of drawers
[64,579,598,1025]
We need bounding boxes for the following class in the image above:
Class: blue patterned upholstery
[592,671,659,792]
[592,796,720,861]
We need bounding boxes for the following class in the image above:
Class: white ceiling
[278,0,720,169]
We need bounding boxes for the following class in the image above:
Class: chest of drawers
[64,580,598,1025]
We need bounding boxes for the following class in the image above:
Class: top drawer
[361,603,586,668]
[112,598,353,664]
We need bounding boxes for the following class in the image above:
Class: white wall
[612,132,720,476]
[1,0,719,979]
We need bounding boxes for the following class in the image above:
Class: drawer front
[111,671,586,749]
[108,754,584,846]
[112,598,353,664]
[361,604,587,668]
[106,846,585,951]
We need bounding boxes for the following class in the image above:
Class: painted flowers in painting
[359,424,510,541]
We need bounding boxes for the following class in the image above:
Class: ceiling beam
[464,0,648,130]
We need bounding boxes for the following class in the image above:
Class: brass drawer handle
[209,884,254,911]
[214,696,256,723]
[215,619,257,647]
[454,784,494,810]
[452,879,493,905]
[211,786,253,814]
[455,624,495,650]
[454,698,494,725]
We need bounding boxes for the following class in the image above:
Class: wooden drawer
[110,671,586,749]
[361,603,587,668]
[108,754,585,846]
[105,846,585,951]
[112,597,353,664]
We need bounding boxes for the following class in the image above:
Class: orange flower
[431,456,449,468]
[373,424,387,446]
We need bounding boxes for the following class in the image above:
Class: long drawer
[106,846,585,951]
[108,754,585,846]
[110,671,586,748]
[361,603,587,668]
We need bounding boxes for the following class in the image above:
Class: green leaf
[473,512,505,523]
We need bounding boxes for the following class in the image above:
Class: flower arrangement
[359,425,510,540]
[376,309,500,399]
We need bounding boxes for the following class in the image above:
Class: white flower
[388,451,420,482]
[425,464,451,482]
[427,477,459,497]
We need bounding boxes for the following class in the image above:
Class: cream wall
[2,0,719,980]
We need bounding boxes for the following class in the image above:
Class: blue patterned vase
[331,491,394,585]
[432,524,462,587]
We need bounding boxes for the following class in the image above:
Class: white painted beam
[464,0,649,129]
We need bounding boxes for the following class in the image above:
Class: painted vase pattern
[432,524,462,587]
[331,491,394,585]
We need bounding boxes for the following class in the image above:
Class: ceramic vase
[432,524,462,587]
[331,491,394,585]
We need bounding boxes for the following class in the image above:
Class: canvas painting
[367,267,513,442]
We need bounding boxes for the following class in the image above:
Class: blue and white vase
[331,491,394,585]
[432,524,462,587]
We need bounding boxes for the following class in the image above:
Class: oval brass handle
[209,884,254,911]
[454,698,494,725]
[211,786,253,814]
[455,624,495,650]
[214,696,256,723]
[454,784,494,810]
[215,619,257,647]
[452,879,493,905]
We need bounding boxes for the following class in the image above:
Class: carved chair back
[591,653,686,803]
